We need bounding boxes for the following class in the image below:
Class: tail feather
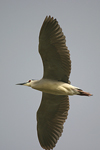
[77,89,92,96]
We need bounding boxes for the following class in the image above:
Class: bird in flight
[17,16,92,150]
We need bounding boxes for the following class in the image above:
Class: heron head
[16,79,33,87]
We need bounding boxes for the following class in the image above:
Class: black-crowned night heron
[17,16,92,150]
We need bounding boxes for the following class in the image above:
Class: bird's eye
[28,80,31,82]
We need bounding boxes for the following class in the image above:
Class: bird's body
[17,16,92,150]
[24,79,79,95]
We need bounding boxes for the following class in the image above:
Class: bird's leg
[77,89,92,96]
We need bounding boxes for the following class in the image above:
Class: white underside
[30,79,79,95]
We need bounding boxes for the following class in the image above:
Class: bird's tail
[77,89,93,96]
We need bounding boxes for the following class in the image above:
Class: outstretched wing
[39,16,71,83]
[37,93,69,150]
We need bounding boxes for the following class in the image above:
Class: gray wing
[39,16,71,83]
[37,93,69,150]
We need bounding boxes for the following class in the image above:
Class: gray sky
[0,0,100,150]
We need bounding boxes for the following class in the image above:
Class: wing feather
[37,16,71,149]
[39,16,71,83]
[37,93,69,149]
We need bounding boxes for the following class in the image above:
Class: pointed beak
[16,82,27,85]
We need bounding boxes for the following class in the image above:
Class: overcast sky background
[0,0,100,150]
